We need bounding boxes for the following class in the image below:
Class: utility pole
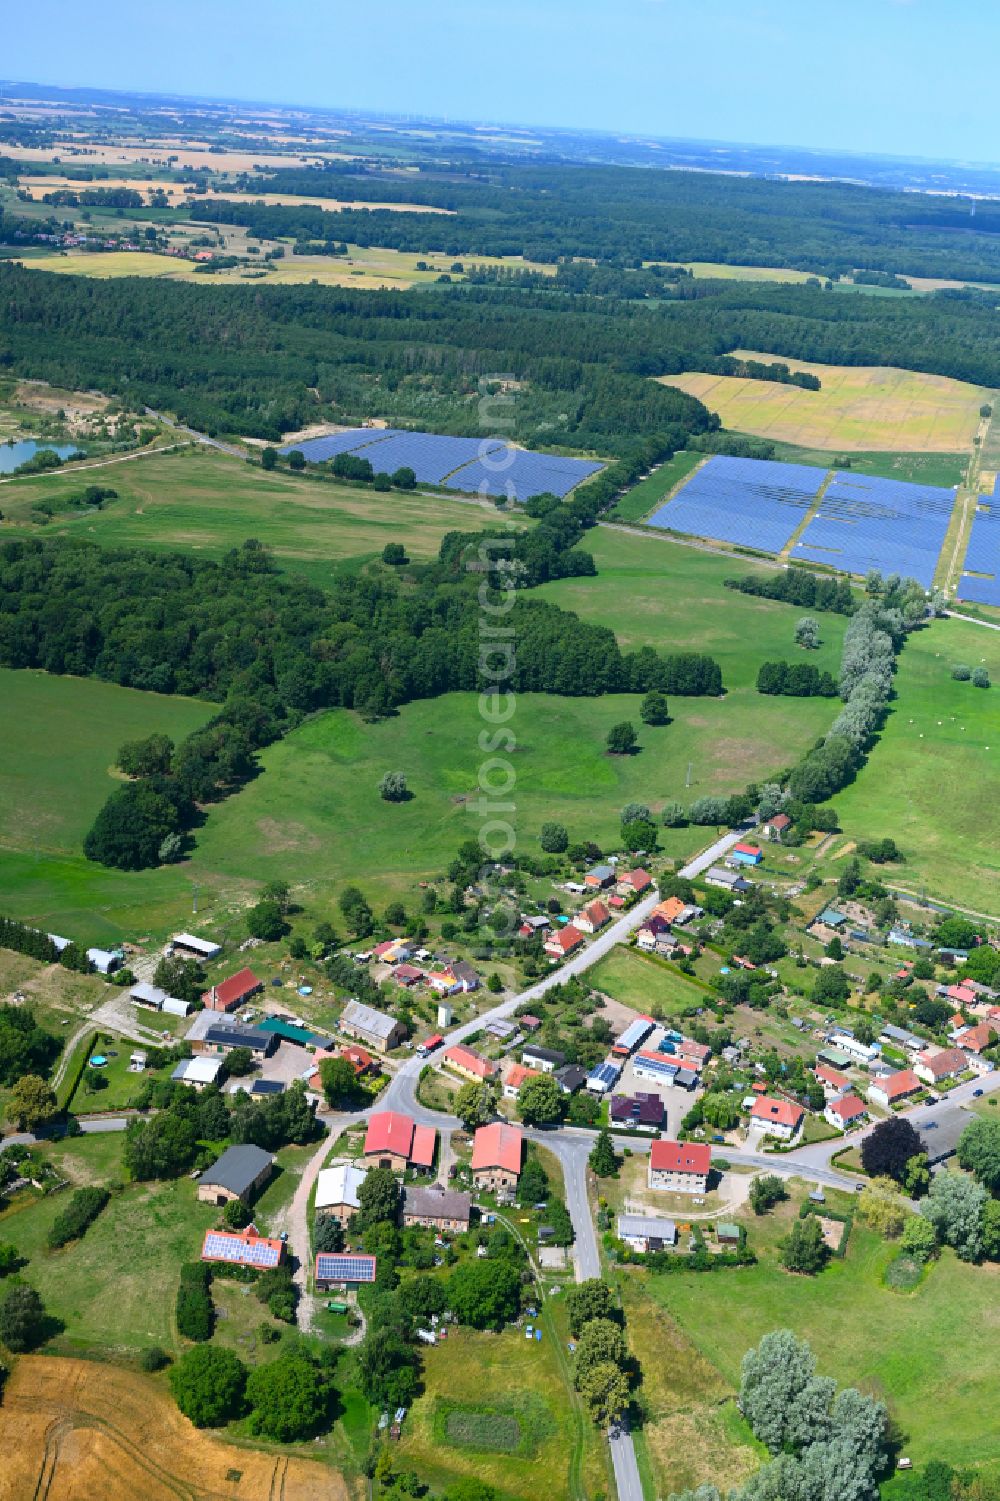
[192,883,199,915]
[685,761,693,789]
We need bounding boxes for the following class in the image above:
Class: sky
[5,0,996,163]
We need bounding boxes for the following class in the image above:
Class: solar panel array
[647,455,826,553]
[957,498,1000,607]
[279,429,407,463]
[279,427,602,498]
[203,1231,282,1269]
[316,1252,377,1283]
[794,472,956,589]
[445,447,604,501]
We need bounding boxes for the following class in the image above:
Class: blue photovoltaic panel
[203,1232,282,1268]
[793,471,956,589]
[277,428,602,498]
[646,455,825,553]
[316,1253,377,1283]
[340,431,506,484]
[446,447,604,501]
[278,429,406,462]
[957,499,1000,607]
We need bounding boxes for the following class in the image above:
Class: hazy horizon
[5,0,998,163]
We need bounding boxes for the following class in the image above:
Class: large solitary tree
[605,722,638,755]
[860,1116,924,1184]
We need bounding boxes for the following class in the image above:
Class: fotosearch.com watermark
[468,376,521,950]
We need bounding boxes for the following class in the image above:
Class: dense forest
[204,161,1000,280]
[4,263,1000,446]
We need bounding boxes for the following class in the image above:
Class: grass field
[0,524,848,933]
[588,946,710,1019]
[394,1325,604,1499]
[0,1133,217,1355]
[0,668,212,860]
[611,451,703,521]
[658,354,989,452]
[648,1186,1000,1477]
[763,441,969,488]
[539,526,850,689]
[835,612,1000,915]
[617,1276,763,1498]
[191,676,840,908]
[0,1355,350,1501]
[1,446,526,586]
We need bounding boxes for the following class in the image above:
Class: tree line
[7,260,1000,450]
[209,159,1000,281]
[0,530,724,869]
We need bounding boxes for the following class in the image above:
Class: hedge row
[176,1262,213,1341]
[47,1185,110,1249]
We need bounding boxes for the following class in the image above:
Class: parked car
[973,1088,984,1098]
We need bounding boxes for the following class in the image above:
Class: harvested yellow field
[19,244,553,291]
[0,1356,352,1501]
[658,261,815,284]
[658,351,990,451]
[9,143,329,171]
[17,177,454,214]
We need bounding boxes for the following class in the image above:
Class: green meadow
[647,1187,1000,1479]
[835,612,1000,915]
[0,525,848,933]
[0,446,527,588]
[611,450,703,521]
[539,525,850,689]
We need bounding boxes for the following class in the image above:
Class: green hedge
[176,1262,213,1341]
[47,1185,110,1249]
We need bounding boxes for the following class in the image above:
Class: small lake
[0,439,82,475]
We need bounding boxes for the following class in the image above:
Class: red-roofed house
[676,1039,711,1067]
[471,1123,523,1191]
[394,964,425,987]
[363,1111,437,1172]
[575,900,611,935]
[867,1069,921,1110]
[544,925,585,958]
[410,1124,437,1171]
[503,1062,540,1099]
[648,1139,711,1195]
[750,1096,804,1141]
[958,1022,997,1055]
[201,1224,284,1269]
[652,896,686,925]
[617,868,653,896]
[729,843,764,867]
[915,1048,969,1086]
[948,984,978,1009]
[814,1064,850,1096]
[442,1044,498,1083]
[763,812,792,843]
[202,967,262,1013]
[825,1093,867,1131]
[341,1044,375,1075]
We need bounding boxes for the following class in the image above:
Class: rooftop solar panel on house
[316,1252,377,1283]
[646,454,826,554]
[202,1231,282,1268]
